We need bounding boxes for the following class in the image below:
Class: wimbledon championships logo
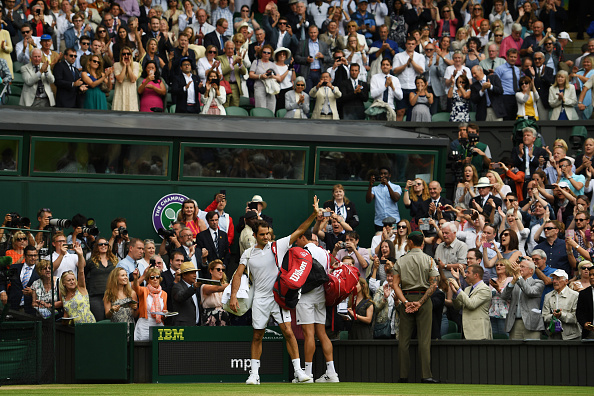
[152,193,189,236]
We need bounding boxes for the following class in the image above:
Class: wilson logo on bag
[271,244,313,310]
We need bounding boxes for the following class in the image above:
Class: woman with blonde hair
[177,198,207,237]
[132,266,168,340]
[112,46,139,111]
[323,184,360,229]
[5,231,29,265]
[201,259,229,326]
[82,54,112,110]
[403,178,430,220]
[488,258,513,336]
[569,261,593,292]
[344,33,368,80]
[394,220,411,259]
[103,267,138,324]
[85,237,117,321]
[516,75,539,120]
[348,278,375,340]
[549,70,578,120]
[31,259,61,319]
[486,170,511,205]
[60,243,95,323]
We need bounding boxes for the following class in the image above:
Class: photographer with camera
[67,214,97,258]
[450,123,492,177]
[310,71,342,119]
[334,231,370,275]
[158,221,183,263]
[34,208,52,247]
[313,208,350,253]
[108,217,130,261]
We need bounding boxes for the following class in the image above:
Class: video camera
[157,227,175,239]
[447,132,480,182]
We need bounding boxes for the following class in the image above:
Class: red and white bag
[324,264,360,306]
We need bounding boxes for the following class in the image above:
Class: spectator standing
[30,260,61,319]
[322,184,359,230]
[85,237,117,321]
[200,68,226,115]
[409,75,432,122]
[435,222,468,279]
[576,268,594,338]
[488,258,513,336]
[172,57,201,113]
[471,64,505,121]
[60,250,96,324]
[549,70,578,121]
[542,269,580,340]
[499,23,523,64]
[284,76,310,118]
[138,60,166,112]
[218,40,248,107]
[334,231,369,276]
[450,264,493,340]
[501,256,545,339]
[112,46,139,111]
[523,51,553,120]
[569,261,593,292]
[388,0,407,49]
[310,71,342,119]
[366,166,402,231]
[448,73,470,122]
[338,63,368,120]
[20,48,55,107]
[0,245,39,315]
[210,0,234,39]
[104,267,138,324]
[495,47,521,120]
[573,56,594,120]
[200,259,229,326]
[392,35,425,121]
[249,44,277,112]
[348,278,375,340]
[82,54,112,110]
[369,58,402,120]
[296,25,332,93]
[535,220,571,275]
[132,266,168,340]
[393,231,439,383]
[171,261,201,326]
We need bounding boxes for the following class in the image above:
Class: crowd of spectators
[1,0,593,121]
[3,126,594,343]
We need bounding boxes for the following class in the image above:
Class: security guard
[393,231,440,383]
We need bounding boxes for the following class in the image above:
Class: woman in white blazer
[515,75,539,120]
[284,76,310,119]
[548,70,579,121]
[201,69,226,115]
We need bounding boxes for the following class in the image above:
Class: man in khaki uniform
[393,231,439,383]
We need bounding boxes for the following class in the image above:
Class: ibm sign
[152,327,288,383]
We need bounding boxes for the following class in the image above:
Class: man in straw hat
[469,176,503,220]
[171,262,201,326]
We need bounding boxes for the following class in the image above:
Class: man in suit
[511,127,548,180]
[54,48,87,108]
[141,16,170,64]
[172,57,201,113]
[542,269,580,340]
[524,51,554,121]
[470,65,505,121]
[204,18,229,56]
[0,246,40,315]
[261,15,298,59]
[339,63,369,120]
[217,40,247,107]
[450,265,493,340]
[576,267,594,338]
[20,48,56,107]
[479,44,506,75]
[248,29,272,62]
[174,226,200,275]
[137,0,152,34]
[77,0,102,31]
[171,262,201,326]
[191,9,214,46]
[494,47,521,120]
[161,251,184,314]
[197,211,230,275]
[501,256,545,339]
[469,177,503,220]
[295,25,332,93]
[309,71,342,119]
[419,181,454,221]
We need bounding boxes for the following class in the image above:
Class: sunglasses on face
[122,53,131,56]
[262,51,271,55]
[296,83,305,86]
[98,30,106,33]
[17,237,27,241]
[584,267,593,270]
[22,30,31,34]
[521,82,529,85]
[501,233,509,237]
[98,242,109,246]
[544,227,556,231]
[278,22,287,25]
[91,59,99,63]
[68,54,77,58]
[214,268,223,272]
[208,50,217,54]
[576,218,588,222]
[397,225,407,229]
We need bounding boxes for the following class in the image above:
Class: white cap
[558,32,573,42]
[551,269,568,280]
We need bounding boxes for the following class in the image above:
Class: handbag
[222,248,254,316]
[373,319,391,339]
[220,78,232,95]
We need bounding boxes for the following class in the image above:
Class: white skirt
[134,316,163,341]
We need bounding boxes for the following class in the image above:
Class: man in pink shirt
[499,23,523,66]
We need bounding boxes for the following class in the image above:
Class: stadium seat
[168,104,176,113]
[226,106,249,116]
[447,320,458,334]
[364,99,373,110]
[165,92,172,108]
[493,333,509,340]
[239,96,253,110]
[469,111,476,121]
[432,112,450,122]
[9,85,22,96]
[339,331,349,340]
[442,333,462,339]
[250,107,274,117]
[7,95,20,106]
[12,61,24,71]
[106,90,114,104]
[276,108,287,118]
[12,73,23,85]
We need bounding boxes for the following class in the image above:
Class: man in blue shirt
[534,220,570,275]
[116,238,145,277]
[494,48,520,120]
[366,166,402,231]
[350,0,375,43]
[369,24,398,64]
[531,249,554,308]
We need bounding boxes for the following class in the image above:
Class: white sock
[326,361,336,375]
[304,362,313,377]
[251,359,260,375]
[292,358,302,372]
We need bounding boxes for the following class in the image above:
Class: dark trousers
[183,104,200,113]
[401,88,415,121]
[501,94,518,121]
[305,69,322,94]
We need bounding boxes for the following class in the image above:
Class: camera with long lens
[447,150,465,182]
[157,227,175,239]
[81,225,99,237]
[118,226,128,237]
[48,218,72,229]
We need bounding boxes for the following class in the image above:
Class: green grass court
[1,383,591,395]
